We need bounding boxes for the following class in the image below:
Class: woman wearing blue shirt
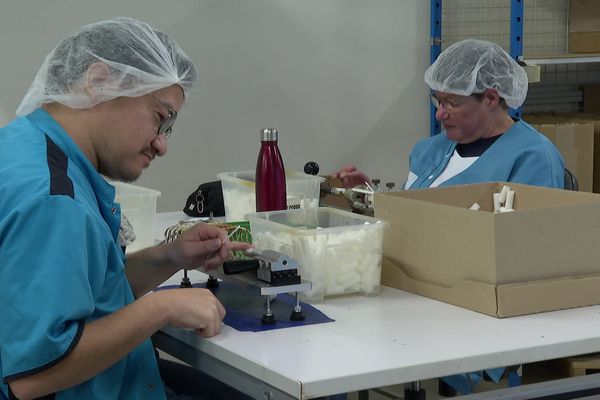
[334,39,564,396]
[335,39,564,192]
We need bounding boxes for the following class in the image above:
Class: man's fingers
[216,300,226,319]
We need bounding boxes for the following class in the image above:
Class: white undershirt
[429,150,479,188]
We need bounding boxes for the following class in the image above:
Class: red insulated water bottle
[255,128,287,212]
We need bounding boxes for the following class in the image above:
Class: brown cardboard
[569,32,600,53]
[536,123,593,192]
[569,0,600,53]
[526,112,600,193]
[584,85,600,113]
[375,182,600,317]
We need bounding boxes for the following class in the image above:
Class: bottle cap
[260,128,279,141]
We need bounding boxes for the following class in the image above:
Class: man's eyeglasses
[158,109,177,139]
[430,94,475,111]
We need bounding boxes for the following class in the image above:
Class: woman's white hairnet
[424,39,528,109]
[16,17,198,117]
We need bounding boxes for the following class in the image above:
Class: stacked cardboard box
[375,182,600,318]
[584,84,600,113]
[569,0,600,53]
[525,112,600,193]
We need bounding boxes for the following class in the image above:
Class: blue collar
[25,108,116,202]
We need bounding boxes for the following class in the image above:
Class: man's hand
[332,164,371,189]
[153,288,226,338]
[166,222,252,271]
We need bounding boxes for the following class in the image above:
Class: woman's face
[433,92,488,144]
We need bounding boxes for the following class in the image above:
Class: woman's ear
[83,62,112,99]
[483,88,501,107]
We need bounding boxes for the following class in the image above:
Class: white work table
[152,212,600,399]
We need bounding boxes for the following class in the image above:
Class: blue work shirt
[407,119,565,189]
[0,109,164,399]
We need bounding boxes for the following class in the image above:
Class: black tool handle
[222,259,260,275]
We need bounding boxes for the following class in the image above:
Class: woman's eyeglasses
[430,94,477,111]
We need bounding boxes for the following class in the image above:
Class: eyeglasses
[158,109,177,139]
[430,94,475,111]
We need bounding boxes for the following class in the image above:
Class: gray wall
[0,0,430,212]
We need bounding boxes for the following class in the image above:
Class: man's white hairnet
[424,39,528,109]
[16,17,198,117]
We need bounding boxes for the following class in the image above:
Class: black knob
[290,309,305,321]
[386,182,396,190]
[304,161,320,175]
[261,313,276,325]
[372,178,381,185]
[205,275,220,289]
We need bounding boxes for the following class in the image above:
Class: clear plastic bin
[112,181,161,253]
[246,207,386,303]
[217,170,323,222]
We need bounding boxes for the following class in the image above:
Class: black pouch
[183,180,225,217]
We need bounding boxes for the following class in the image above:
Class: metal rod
[293,292,301,313]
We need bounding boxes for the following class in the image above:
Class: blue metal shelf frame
[429,0,525,135]
[429,0,442,136]
[510,0,524,119]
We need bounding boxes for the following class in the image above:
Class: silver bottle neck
[260,128,279,141]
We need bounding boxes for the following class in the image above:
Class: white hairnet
[424,39,528,109]
[16,17,197,117]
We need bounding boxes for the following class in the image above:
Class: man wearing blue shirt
[0,18,250,400]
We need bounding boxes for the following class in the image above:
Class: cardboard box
[375,182,600,318]
[534,123,594,192]
[526,112,600,193]
[569,0,600,53]
[584,84,600,113]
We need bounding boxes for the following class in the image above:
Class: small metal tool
[222,248,311,324]
[223,248,302,285]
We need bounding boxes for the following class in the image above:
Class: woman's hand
[332,164,371,189]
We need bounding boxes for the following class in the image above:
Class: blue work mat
[157,280,334,332]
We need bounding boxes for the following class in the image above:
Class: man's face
[96,84,184,182]
[433,91,487,144]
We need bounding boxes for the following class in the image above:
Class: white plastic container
[112,182,161,252]
[246,207,386,303]
[217,170,324,222]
